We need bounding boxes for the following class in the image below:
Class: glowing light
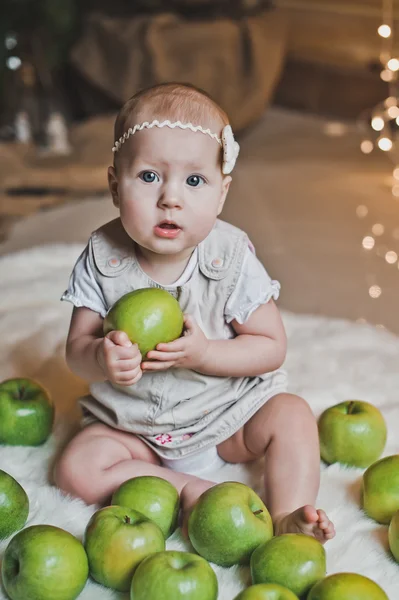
[362,236,375,249]
[396,116,399,126]
[356,205,368,218]
[377,137,393,151]
[387,105,399,118]
[5,34,17,50]
[385,250,398,263]
[381,69,395,81]
[372,223,385,235]
[378,24,392,38]
[385,96,397,107]
[360,140,373,154]
[372,116,385,131]
[393,167,399,180]
[388,58,399,71]
[6,56,21,70]
[392,184,399,197]
[369,285,382,298]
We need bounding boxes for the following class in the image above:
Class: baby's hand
[97,331,142,386]
[142,314,209,372]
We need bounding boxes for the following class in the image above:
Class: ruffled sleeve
[224,245,281,325]
[61,239,108,318]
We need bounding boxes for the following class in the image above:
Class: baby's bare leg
[217,393,335,543]
[54,423,214,505]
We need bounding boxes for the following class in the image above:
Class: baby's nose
[159,190,183,209]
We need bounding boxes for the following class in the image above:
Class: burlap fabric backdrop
[71,2,286,131]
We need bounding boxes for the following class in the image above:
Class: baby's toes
[317,510,335,537]
[324,522,336,539]
[317,509,330,528]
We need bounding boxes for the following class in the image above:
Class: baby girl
[55,82,335,543]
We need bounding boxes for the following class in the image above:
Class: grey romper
[62,217,288,471]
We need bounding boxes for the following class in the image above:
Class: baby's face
[109,126,231,259]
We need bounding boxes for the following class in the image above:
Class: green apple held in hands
[234,583,299,600]
[0,378,54,445]
[250,534,326,598]
[130,550,218,600]
[388,509,399,562]
[188,481,273,567]
[103,287,184,357]
[84,505,165,592]
[362,454,399,523]
[307,572,389,600]
[0,470,29,539]
[112,475,179,538]
[2,524,88,600]
[318,400,387,468]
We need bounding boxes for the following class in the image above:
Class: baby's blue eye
[186,175,205,187]
[140,171,159,183]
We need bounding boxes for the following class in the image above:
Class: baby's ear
[108,166,120,207]
[218,175,232,214]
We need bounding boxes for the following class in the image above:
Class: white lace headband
[112,119,240,174]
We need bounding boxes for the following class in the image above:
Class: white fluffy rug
[0,244,398,599]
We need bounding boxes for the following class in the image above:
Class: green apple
[388,509,399,562]
[234,583,299,599]
[130,550,218,600]
[250,534,326,597]
[318,400,387,468]
[362,454,399,523]
[2,524,88,600]
[0,470,29,539]
[0,378,54,445]
[103,287,184,357]
[112,475,179,538]
[188,481,273,567]
[84,505,165,592]
[307,572,389,599]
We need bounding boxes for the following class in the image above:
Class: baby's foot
[273,505,335,544]
[180,478,215,539]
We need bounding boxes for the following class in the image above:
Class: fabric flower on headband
[221,125,240,175]
[112,120,240,174]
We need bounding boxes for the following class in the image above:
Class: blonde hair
[113,82,229,164]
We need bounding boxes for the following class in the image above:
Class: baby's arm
[196,298,287,377]
[66,306,142,385]
[144,299,286,378]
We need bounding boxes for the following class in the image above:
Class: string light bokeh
[359,0,398,173]
[356,0,399,320]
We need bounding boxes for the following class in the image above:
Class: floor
[1,108,398,333]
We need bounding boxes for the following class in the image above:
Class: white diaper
[161,445,225,476]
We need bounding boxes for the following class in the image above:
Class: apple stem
[253,509,263,515]
[347,401,355,415]
[124,516,131,524]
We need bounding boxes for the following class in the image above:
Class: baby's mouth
[154,220,182,238]
[157,220,181,230]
